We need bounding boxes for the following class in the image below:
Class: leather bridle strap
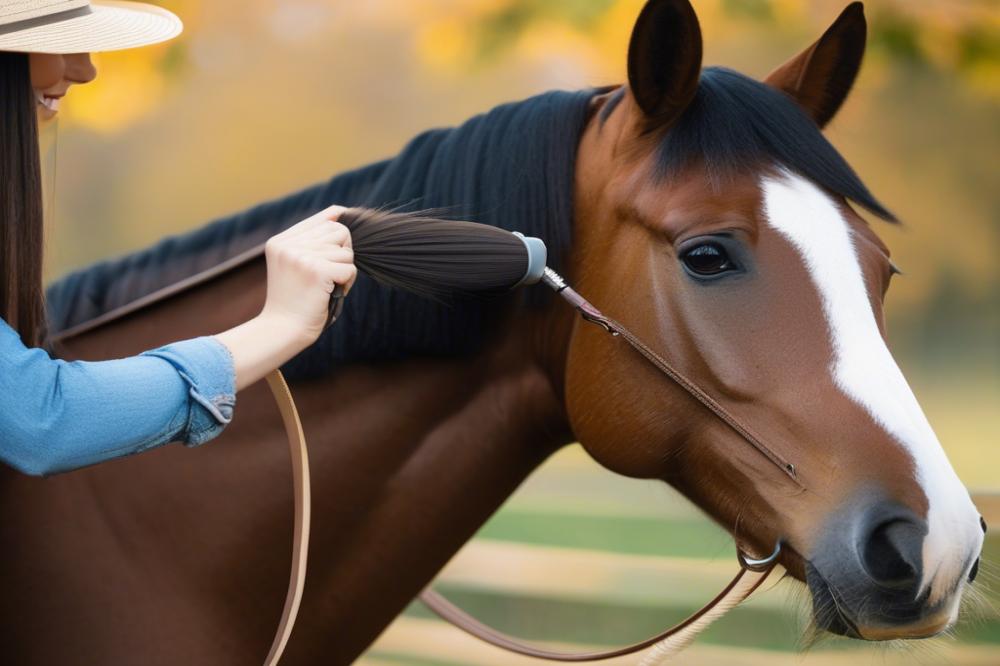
[262,369,311,666]
[418,556,775,662]
[264,285,344,666]
[259,289,342,665]
[542,268,801,486]
[49,274,329,666]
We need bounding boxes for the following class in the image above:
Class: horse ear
[626,0,703,131]
[765,2,867,128]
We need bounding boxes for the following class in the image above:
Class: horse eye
[681,243,734,277]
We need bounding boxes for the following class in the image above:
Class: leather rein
[265,268,790,663]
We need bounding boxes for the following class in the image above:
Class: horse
[0,0,983,663]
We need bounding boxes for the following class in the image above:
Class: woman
[0,1,356,475]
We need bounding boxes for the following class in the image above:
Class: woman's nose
[65,52,97,85]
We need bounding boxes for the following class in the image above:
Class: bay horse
[1,1,984,662]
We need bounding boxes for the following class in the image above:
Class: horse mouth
[805,564,862,638]
[806,562,954,640]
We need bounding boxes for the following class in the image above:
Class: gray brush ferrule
[511,232,547,288]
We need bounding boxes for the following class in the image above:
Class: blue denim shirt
[0,318,236,476]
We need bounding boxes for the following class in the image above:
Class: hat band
[0,5,93,37]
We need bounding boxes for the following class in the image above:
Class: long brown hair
[0,51,46,347]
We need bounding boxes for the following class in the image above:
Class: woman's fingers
[273,206,347,242]
[294,205,348,234]
[318,246,354,264]
[326,263,358,291]
[297,248,354,273]
[307,259,357,292]
[294,221,351,247]
[260,204,356,343]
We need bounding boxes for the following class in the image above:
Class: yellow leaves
[591,0,644,77]
[767,0,806,23]
[518,21,591,58]
[417,17,473,71]
[395,0,509,22]
[156,0,202,33]
[965,60,1000,101]
[52,0,1000,135]
[46,0,1000,311]
[411,1,511,71]
[513,20,599,80]
[919,20,962,72]
[415,1,609,75]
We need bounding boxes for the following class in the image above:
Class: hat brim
[0,1,182,54]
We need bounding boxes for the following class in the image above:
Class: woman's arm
[0,323,236,476]
[1,206,355,476]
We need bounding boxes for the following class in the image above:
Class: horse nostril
[863,519,922,590]
[981,516,988,535]
[969,557,981,583]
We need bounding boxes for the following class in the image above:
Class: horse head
[564,0,983,641]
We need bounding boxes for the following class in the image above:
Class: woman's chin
[36,107,58,123]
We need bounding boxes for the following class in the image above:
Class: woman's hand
[260,205,357,344]
[214,205,357,391]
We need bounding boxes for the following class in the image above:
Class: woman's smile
[35,90,63,115]
[29,52,97,121]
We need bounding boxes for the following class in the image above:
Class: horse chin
[805,563,863,639]
[805,562,957,641]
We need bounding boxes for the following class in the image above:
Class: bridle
[264,269,793,664]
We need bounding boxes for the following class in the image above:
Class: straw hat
[0,0,181,54]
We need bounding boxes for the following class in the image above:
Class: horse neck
[284,310,571,659]
[55,254,577,661]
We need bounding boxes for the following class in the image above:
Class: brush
[337,208,548,301]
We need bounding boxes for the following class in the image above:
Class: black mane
[604,67,894,221]
[46,90,595,378]
[47,72,893,376]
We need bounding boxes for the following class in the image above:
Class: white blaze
[761,171,980,606]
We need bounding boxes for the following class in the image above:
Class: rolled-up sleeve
[140,338,236,447]
[0,319,236,476]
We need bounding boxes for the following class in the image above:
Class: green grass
[404,587,801,651]
[475,510,733,558]
[364,654,467,666]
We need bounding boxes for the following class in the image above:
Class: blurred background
[41,0,998,663]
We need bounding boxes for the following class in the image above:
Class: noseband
[265,273,790,663]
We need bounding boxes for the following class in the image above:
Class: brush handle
[325,285,345,329]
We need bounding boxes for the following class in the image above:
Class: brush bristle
[340,208,529,300]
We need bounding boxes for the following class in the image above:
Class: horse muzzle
[805,495,983,640]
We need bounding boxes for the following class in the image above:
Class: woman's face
[28,52,97,121]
